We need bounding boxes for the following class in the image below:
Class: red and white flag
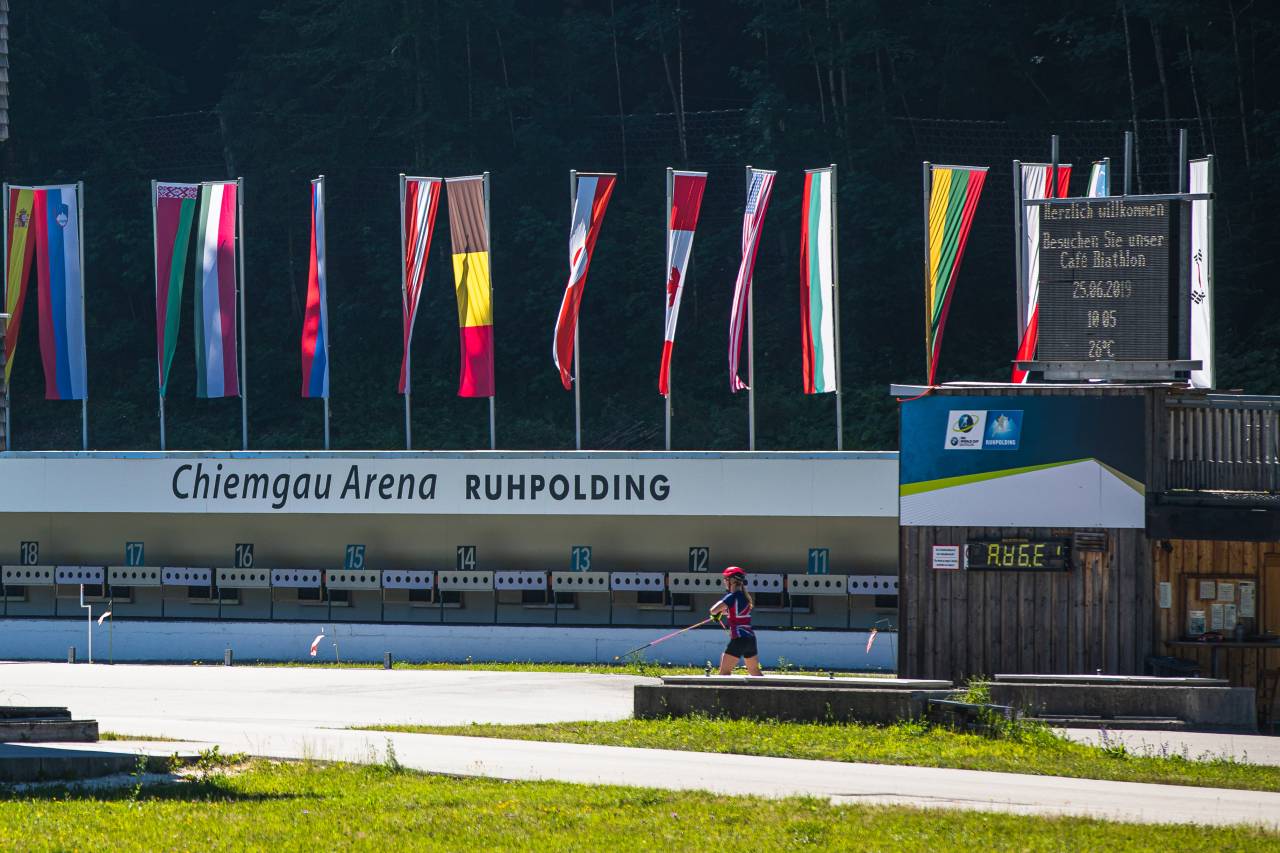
[728,168,775,392]
[1012,163,1071,383]
[399,176,443,394]
[309,633,325,657]
[553,172,616,390]
[659,170,707,397]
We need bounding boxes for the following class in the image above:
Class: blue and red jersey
[717,589,754,639]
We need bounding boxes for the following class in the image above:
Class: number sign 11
[807,548,830,575]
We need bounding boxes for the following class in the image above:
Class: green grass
[0,760,1274,851]
[239,658,889,678]
[365,716,1280,793]
[97,732,178,742]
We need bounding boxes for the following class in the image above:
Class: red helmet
[722,566,746,579]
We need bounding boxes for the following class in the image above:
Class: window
[326,588,351,606]
[520,589,576,608]
[189,585,241,604]
[298,587,323,603]
[637,590,691,610]
[874,594,899,609]
[0,584,26,602]
[106,586,133,602]
[408,588,461,606]
[754,592,811,613]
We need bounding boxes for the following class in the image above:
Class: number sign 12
[688,546,710,573]
[125,541,145,567]
[570,545,592,572]
[345,544,366,571]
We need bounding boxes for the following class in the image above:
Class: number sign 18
[19,541,39,566]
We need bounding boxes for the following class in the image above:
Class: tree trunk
[608,0,627,177]
[1183,27,1208,155]
[495,27,518,153]
[1120,1,1143,192]
[1227,0,1252,169]
[654,0,687,163]
[1149,18,1174,157]
[676,0,687,164]
[799,0,827,129]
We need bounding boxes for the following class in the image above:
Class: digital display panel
[964,539,1070,572]
[1035,198,1177,361]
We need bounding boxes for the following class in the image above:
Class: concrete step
[0,706,72,720]
[0,743,198,783]
[1036,715,1188,731]
[0,718,98,743]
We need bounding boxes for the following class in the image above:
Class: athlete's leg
[743,655,763,676]
[718,653,739,675]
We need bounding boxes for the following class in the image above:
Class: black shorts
[724,635,758,659]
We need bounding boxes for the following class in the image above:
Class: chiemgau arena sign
[0,451,897,518]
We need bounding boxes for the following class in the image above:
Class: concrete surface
[1058,727,1280,767]
[989,682,1257,732]
[0,741,199,782]
[0,619,896,670]
[636,683,945,724]
[4,662,1280,829]
[660,675,951,689]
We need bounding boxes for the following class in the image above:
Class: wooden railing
[1164,395,1280,494]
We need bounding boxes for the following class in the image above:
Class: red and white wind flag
[309,633,325,657]
[1012,163,1071,384]
[728,168,775,393]
[553,172,616,390]
[398,176,443,395]
[659,170,707,397]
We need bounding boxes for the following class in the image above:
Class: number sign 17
[125,541,145,567]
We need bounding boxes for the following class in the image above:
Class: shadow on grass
[0,777,302,804]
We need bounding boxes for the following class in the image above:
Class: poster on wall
[899,394,1146,527]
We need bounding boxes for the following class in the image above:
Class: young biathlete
[710,566,763,676]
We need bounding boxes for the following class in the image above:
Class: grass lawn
[1,760,1275,851]
[243,659,888,678]
[365,717,1280,793]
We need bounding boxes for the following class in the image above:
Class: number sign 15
[345,544,366,571]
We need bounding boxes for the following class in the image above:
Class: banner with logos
[900,394,1145,527]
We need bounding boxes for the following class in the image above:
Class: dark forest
[2,0,1276,452]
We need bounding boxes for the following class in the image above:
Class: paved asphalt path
[4,662,1279,829]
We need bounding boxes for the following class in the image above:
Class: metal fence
[1165,395,1280,494]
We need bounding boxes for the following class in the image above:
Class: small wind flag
[153,182,199,397]
[3,186,37,387]
[924,165,986,386]
[193,181,240,398]
[1086,160,1109,198]
[1012,163,1071,383]
[866,628,877,654]
[97,610,111,626]
[553,172,616,390]
[300,177,329,398]
[728,168,775,393]
[445,176,494,398]
[659,170,707,397]
[309,633,325,657]
[800,168,836,394]
[398,176,443,395]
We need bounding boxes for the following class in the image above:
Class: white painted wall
[0,618,896,671]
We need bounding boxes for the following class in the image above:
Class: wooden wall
[1154,539,1280,711]
[899,526,1153,682]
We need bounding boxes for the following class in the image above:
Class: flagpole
[829,164,843,451]
[77,181,88,451]
[570,169,581,451]
[318,175,330,450]
[2,182,9,447]
[922,161,933,384]
[484,171,496,450]
[236,177,248,450]
[152,180,166,450]
[1103,157,1112,195]
[399,173,410,450]
[664,167,673,451]
[745,165,755,451]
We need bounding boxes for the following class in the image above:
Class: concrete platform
[0,741,200,783]
[995,674,1230,687]
[988,681,1256,732]
[0,706,99,742]
[637,676,954,723]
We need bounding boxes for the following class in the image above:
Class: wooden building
[895,383,1279,724]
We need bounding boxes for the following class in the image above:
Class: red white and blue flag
[399,176,443,395]
[1012,163,1071,383]
[300,176,329,398]
[659,170,706,397]
[22,184,88,401]
[728,168,774,393]
[553,172,616,391]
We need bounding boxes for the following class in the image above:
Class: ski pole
[614,616,715,660]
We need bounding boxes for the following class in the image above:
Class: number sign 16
[234,543,255,569]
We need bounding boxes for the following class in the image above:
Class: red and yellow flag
[4,187,37,384]
[446,176,493,398]
[924,165,986,385]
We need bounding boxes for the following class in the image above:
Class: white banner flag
[1189,158,1214,389]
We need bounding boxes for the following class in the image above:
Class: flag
[30,185,87,401]
[153,182,199,397]
[553,172,616,390]
[924,165,986,386]
[729,168,776,393]
[866,628,877,654]
[309,633,325,657]
[301,177,329,398]
[446,176,494,398]
[659,170,706,397]
[399,176,442,395]
[1189,158,1214,389]
[800,168,836,394]
[4,186,36,387]
[193,181,239,398]
[1011,163,1071,383]
[1087,160,1109,198]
